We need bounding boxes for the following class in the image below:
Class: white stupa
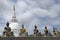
[9,6,20,37]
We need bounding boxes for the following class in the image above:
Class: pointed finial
[13,5,16,16]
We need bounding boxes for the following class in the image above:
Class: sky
[0,0,60,35]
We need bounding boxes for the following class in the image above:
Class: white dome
[9,22,20,29]
[9,22,20,37]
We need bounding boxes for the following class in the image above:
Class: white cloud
[33,0,55,9]
[49,4,60,14]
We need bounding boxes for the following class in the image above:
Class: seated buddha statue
[44,26,48,37]
[33,25,41,37]
[19,24,28,37]
[34,25,38,33]
[3,22,14,37]
[20,25,26,33]
[53,27,58,37]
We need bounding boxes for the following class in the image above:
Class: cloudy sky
[0,0,60,35]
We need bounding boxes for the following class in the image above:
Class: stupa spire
[13,6,16,17]
[11,5,17,22]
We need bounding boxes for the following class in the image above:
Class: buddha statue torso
[44,29,48,35]
[20,28,26,33]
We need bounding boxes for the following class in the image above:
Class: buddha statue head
[6,22,9,27]
[22,24,24,29]
[35,25,37,29]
